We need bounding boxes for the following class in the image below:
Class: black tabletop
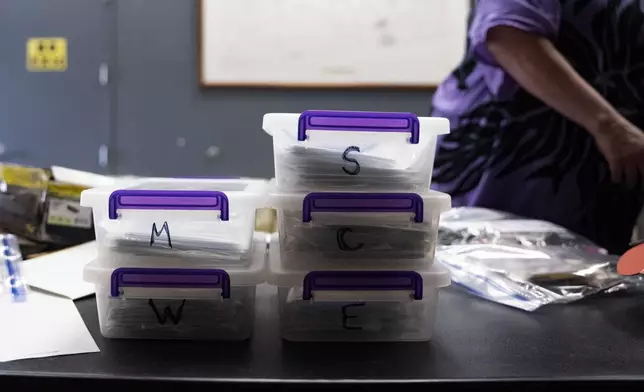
[2,284,644,390]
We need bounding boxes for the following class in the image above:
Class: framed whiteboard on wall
[198,0,469,88]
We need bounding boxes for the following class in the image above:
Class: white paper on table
[51,166,117,188]
[50,165,142,188]
[22,242,97,300]
[0,291,99,362]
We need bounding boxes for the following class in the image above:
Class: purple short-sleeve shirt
[431,0,644,253]
[433,0,562,121]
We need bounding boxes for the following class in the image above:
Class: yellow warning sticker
[26,37,67,71]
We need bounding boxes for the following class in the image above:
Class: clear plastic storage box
[84,241,267,340]
[81,178,268,263]
[268,190,451,264]
[263,110,449,191]
[268,245,450,342]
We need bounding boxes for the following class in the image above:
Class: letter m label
[150,221,172,248]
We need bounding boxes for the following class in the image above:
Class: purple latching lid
[110,267,231,298]
[108,190,229,221]
[302,192,424,223]
[298,110,420,144]
[302,270,424,300]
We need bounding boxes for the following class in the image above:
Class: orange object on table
[617,243,644,276]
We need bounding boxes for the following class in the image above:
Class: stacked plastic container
[264,110,452,342]
[81,178,268,340]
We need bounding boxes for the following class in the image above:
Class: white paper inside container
[266,243,451,290]
[263,113,449,173]
[85,243,266,340]
[99,233,266,267]
[263,112,449,192]
[94,233,268,268]
[81,178,268,261]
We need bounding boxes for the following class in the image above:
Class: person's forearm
[486,26,625,136]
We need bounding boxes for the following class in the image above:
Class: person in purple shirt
[431,0,644,253]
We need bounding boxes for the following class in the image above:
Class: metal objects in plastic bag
[437,244,622,311]
[439,207,606,254]
[437,207,623,311]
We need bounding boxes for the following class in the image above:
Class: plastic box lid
[267,189,451,221]
[263,110,450,140]
[84,237,268,298]
[267,243,450,301]
[81,177,268,211]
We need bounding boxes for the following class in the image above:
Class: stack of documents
[280,144,427,190]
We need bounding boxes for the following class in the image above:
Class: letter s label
[342,146,360,175]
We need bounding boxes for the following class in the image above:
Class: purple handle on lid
[297,110,420,144]
[302,270,424,300]
[110,268,231,298]
[108,190,229,221]
[302,192,424,223]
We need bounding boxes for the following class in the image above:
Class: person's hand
[593,119,644,187]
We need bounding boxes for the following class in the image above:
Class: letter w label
[150,221,172,248]
[148,299,186,325]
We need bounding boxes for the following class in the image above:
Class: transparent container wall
[95,281,256,340]
[84,179,267,262]
[274,133,436,192]
[267,111,446,192]
[277,210,440,263]
[277,287,439,342]
[101,209,255,261]
[95,237,265,269]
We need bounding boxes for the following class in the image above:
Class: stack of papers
[281,144,426,190]
[22,241,97,300]
[0,291,99,362]
[1,241,101,362]
[107,233,250,261]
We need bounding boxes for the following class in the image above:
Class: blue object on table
[1,234,26,301]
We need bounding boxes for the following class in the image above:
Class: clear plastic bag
[1,234,27,301]
[437,244,622,311]
[437,208,622,311]
[439,207,606,254]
